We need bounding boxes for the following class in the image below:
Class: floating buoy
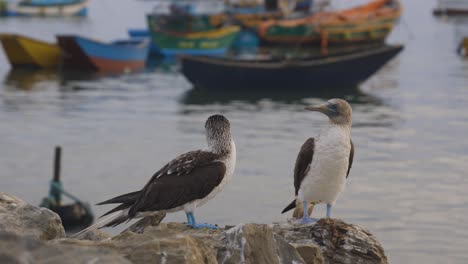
[40,146,94,231]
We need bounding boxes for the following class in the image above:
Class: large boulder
[0,192,65,240]
[61,222,305,264]
[273,218,388,264]
[0,192,388,264]
[0,232,131,264]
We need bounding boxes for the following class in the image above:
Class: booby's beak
[305,103,337,117]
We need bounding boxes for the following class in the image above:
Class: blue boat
[56,35,150,73]
[128,29,161,55]
[1,0,88,17]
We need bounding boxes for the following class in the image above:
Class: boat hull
[4,0,88,16]
[57,35,150,72]
[433,0,468,15]
[0,33,60,68]
[148,26,240,56]
[181,44,404,89]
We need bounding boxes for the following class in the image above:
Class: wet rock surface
[0,192,388,264]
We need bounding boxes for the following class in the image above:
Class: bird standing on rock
[73,115,236,237]
[282,99,354,224]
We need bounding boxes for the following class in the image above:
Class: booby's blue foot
[300,217,318,225]
[185,212,219,229]
[300,201,317,224]
[190,223,219,229]
[326,204,332,218]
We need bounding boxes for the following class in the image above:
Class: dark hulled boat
[180,44,403,90]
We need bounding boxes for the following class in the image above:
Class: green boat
[148,25,240,56]
[258,0,402,46]
[147,13,226,33]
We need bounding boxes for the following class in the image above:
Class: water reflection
[3,69,59,91]
[181,85,383,106]
[2,68,130,91]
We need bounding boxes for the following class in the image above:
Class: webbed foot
[189,223,219,229]
[300,217,318,225]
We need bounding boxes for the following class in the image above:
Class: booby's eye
[327,103,338,113]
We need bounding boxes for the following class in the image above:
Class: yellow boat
[458,37,468,56]
[0,34,61,68]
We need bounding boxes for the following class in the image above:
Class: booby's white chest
[298,125,351,205]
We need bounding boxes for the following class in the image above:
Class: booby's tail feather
[71,210,128,238]
[96,191,141,205]
[99,212,131,228]
[100,203,133,218]
[281,199,296,214]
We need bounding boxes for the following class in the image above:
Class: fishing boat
[180,44,403,89]
[128,29,160,55]
[433,0,468,15]
[258,0,402,47]
[57,35,150,73]
[0,33,61,68]
[2,0,88,17]
[457,37,468,55]
[148,24,240,56]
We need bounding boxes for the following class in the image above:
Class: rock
[73,228,111,241]
[0,231,131,264]
[292,244,324,264]
[219,223,306,264]
[0,192,65,240]
[273,218,388,264]
[124,212,166,233]
[0,192,388,264]
[59,223,219,264]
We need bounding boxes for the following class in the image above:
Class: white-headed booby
[74,115,236,235]
[282,98,354,224]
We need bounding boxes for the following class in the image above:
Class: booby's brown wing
[293,138,315,195]
[281,138,315,214]
[347,140,354,178]
[128,150,226,217]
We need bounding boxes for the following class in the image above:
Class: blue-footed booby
[74,115,236,236]
[282,99,354,224]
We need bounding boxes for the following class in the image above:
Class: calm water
[1,0,468,263]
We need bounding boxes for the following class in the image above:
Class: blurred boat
[0,33,61,68]
[147,24,240,56]
[180,44,403,89]
[57,35,150,73]
[457,37,468,55]
[2,0,88,17]
[258,0,402,47]
[433,0,468,15]
[147,12,226,33]
[128,29,160,55]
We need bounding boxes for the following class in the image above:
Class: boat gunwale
[17,0,88,8]
[180,44,403,69]
[151,25,240,39]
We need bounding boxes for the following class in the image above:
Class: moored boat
[0,33,61,68]
[433,0,468,15]
[2,0,88,17]
[57,35,150,73]
[180,44,404,89]
[258,0,402,47]
[148,25,240,56]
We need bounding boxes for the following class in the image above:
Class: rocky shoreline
[0,192,387,264]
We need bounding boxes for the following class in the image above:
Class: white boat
[433,0,468,15]
[4,0,89,16]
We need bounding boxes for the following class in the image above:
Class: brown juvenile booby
[73,115,236,236]
[282,98,354,224]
